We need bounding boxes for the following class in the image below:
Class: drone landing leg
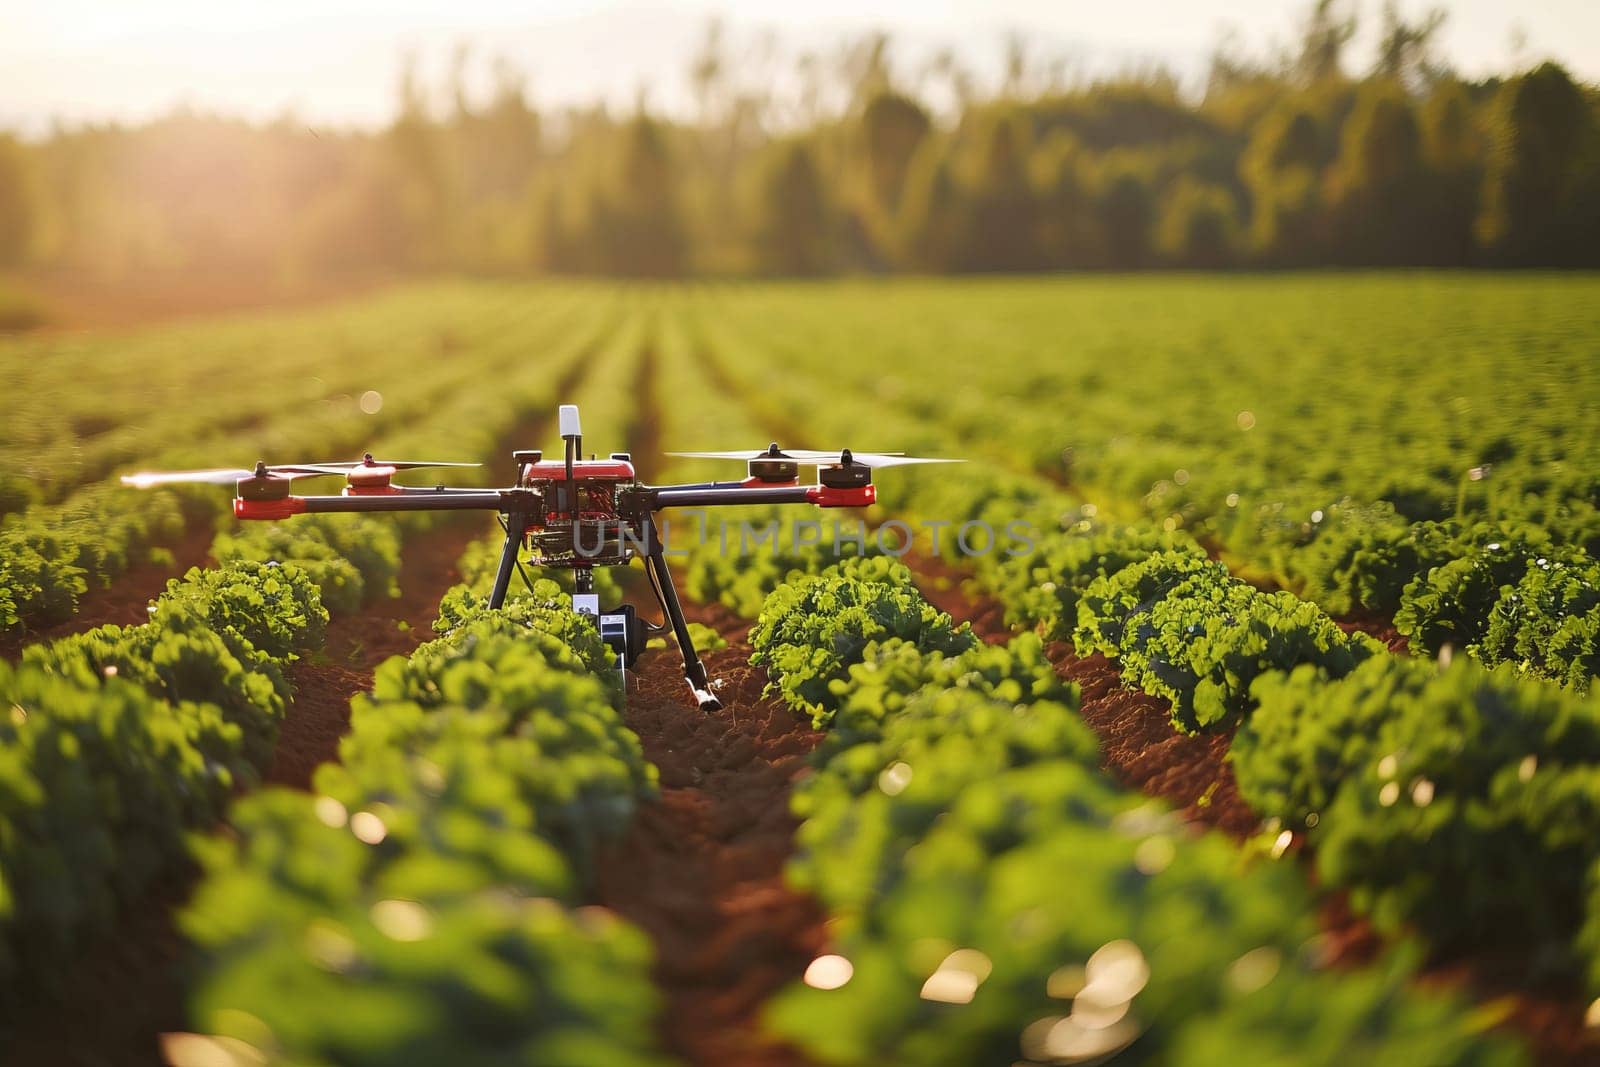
[645,544,721,712]
[487,511,529,610]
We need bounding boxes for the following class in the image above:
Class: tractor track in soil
[905,552,1599,1065]
[0,334,611,1067]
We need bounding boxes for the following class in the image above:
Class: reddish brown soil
[906,551,1260,837]
[903,549,1012,645]
[0,522,215,663]
[1046,643,1262,838]
[266,521,476,788]
[596,604,827,1067]
[1314,882,1600,1064]
[1336,613,1409,653]
[0,869,192,1067]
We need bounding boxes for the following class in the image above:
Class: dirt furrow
[628,330,664,481]
[596,320,827,1065]
[596,604,825,1067]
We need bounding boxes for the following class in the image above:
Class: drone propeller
[120,466,316,488]
[288,455,483,475]
[121,456,480,489]
[667,445,960,469]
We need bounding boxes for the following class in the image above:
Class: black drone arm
[235,487,532,520]
[646,482,874,510]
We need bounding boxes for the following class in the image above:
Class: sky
[3,0,1597,133]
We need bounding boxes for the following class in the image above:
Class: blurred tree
[750,139,830,275]
[386,56,453,270]
[959,111,1040,271]
[1155,177,1241,267]
[1241,102,1326,262]
[292,145,409,276]
[597,114,688,277]
[1294,0,1357,85]
[1418,79,1482,265]
[1372,2,1450,90]
[0,134,41,267]
[1031,133,1096,269]
[898,139,966,272]
[1324,81,1431,263]
[8,18,1600,281]
[1089,153,1155,269]
[1476,62,1591,264]
[859,92,931,217]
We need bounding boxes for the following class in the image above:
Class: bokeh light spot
[313,796,347,829]
[350,810,387,844]
[803,954,854,990]
[370,899,432,942]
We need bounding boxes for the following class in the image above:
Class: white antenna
[558,404,582,439]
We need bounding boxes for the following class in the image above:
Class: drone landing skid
[688,683,723,713]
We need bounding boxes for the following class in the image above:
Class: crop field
[2,272,1600,1066]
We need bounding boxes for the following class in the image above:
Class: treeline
[1,3,1598,279]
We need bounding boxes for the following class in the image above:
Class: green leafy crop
[1236,654,1600,983]
[750,557,976,725]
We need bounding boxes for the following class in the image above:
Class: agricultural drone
[123,405,955,710]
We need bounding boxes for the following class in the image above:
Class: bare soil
[596,602,827,1067]
[1336,612,1410,653]
[266,521,475,788]
[1046,643,1262,836]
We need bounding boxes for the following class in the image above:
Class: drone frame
[215,406,883,711]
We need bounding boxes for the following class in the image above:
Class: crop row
[651,404,1600,1042]
[0,450,435,1006]
[905,459,1600,990]
[177,576,668,1065]
[744,556,1520,1064]
[0,283,592,507]
[1,297,658,1041]
[0,560,328,993]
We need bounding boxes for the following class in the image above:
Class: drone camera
[568,592,646,669]
[599,604,648,667]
